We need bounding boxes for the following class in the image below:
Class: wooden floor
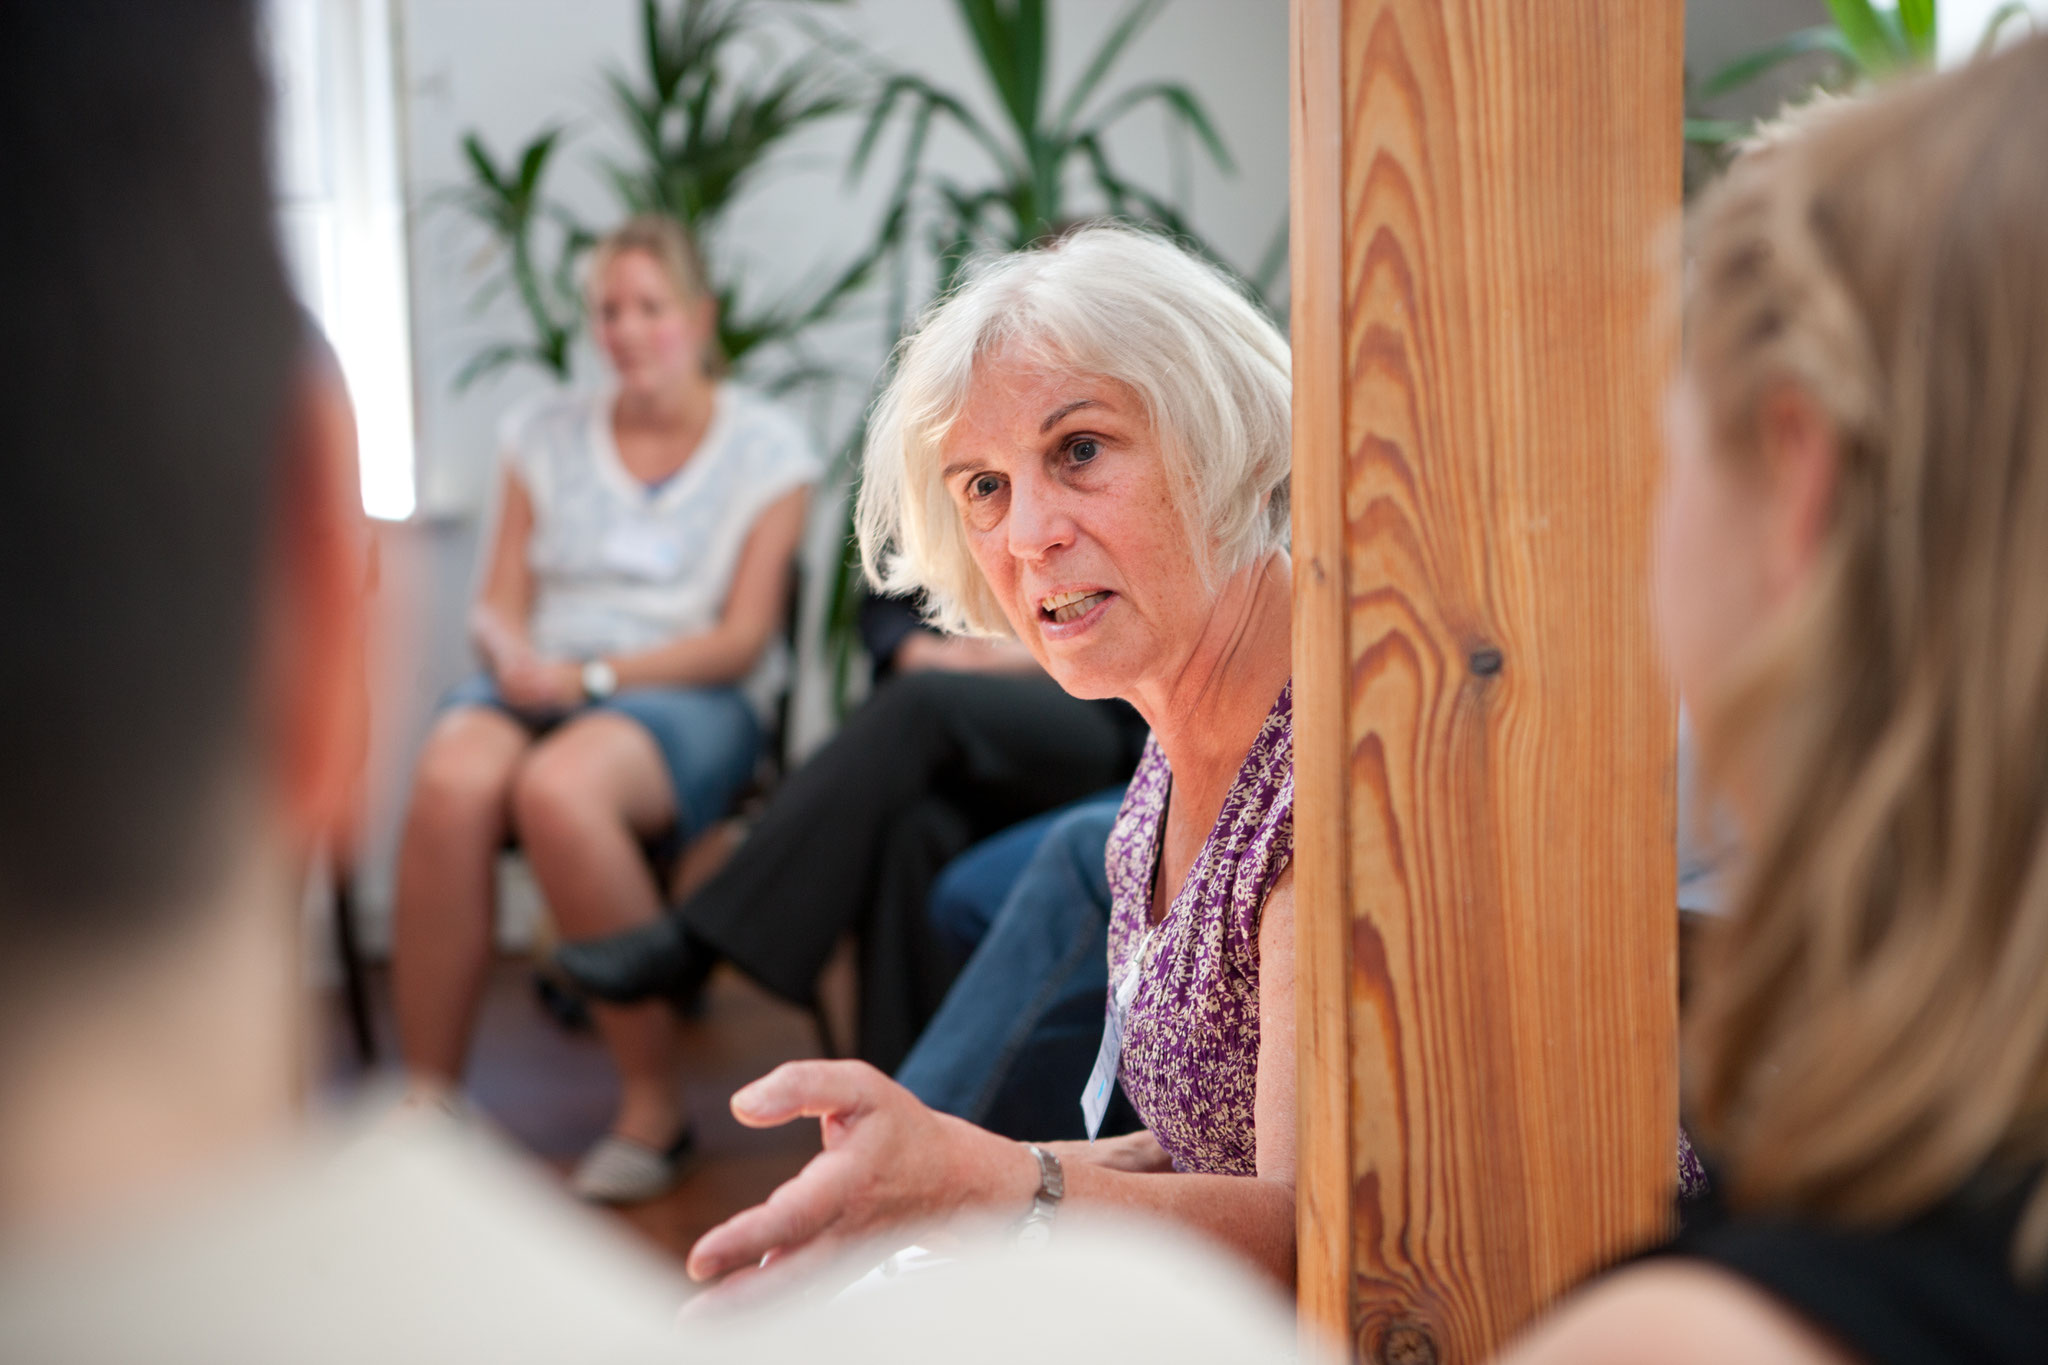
[321,959,823,1267]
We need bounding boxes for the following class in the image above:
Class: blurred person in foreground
[0,5,690,1356]
[390,212,819,1204]
[0,8,1313,1363]
[1505,34,2048,1365]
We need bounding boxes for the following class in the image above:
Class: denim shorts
[441,672,762,836]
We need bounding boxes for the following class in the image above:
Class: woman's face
[941,356,1213,700]
[591,249,708,394]
[1652,373,1779,722]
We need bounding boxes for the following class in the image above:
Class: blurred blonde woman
[391,216,819,1202]
[1508,35,2048,1364]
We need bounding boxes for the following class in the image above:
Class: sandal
[568,1120,697,1205]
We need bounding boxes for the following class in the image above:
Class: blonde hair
[1683,34,2048,1274]
[855,224,1291,636]
[589,213,708,301]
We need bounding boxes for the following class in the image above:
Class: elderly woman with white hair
[683,224,1300,1290]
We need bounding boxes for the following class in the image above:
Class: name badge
[599,522,684,580]
[1081,956,1145,1141]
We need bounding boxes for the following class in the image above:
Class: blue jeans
[442,672,760,837]
[896,791,1142,1141]
[924,808,1074,968]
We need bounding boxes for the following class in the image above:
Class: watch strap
[1017,1144,1063,1246]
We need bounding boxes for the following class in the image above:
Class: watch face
[583,660,617,699]
[1017,1219,1053,1248]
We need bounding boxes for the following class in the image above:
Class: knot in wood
[1375,1321,1439,1365]
[1468,646,1504,677]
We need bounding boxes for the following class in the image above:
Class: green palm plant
[604,0,849,222]
[447,127,591,387]
[603,0,877,371]
[451,0,871,388]
[847,0,1238,328]
[1686,0,2037,150]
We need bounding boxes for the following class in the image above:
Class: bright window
[1939,0,2048,63]
[264,0,418,521]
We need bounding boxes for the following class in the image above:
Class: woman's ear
[1755,382,1842,601]
[262,356,371,854]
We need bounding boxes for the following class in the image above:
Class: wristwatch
[580,658,618,702]
[1016,1144,1064,1247]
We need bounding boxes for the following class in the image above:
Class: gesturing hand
[684,1060,1035,1303]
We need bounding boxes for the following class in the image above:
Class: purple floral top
[1105,681,1293,1176]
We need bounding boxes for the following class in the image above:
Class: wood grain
[1290,0,1355,1353]
[1290,3,1683,1360]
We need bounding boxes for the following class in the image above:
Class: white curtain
[265,0,418,521]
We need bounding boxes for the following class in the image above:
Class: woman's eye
[971,474,1003,499]
[1069,439,1100,464]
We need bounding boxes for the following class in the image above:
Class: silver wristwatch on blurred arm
[580,658,618,702]
[1016,1144,1064,1246]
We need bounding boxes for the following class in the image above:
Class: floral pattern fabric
[1104,681,1293,1176]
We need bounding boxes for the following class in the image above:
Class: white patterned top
[500,383,820,718]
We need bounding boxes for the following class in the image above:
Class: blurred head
[0,0,365,1079]
[856,226,1290,697]
[587,214,719,394]
[1660,36,2048,1265]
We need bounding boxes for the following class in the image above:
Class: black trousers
[678,669,1143,1073]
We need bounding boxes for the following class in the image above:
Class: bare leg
[512,712,682,1149]
[391,707,531,1087]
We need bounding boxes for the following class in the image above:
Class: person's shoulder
[1497,1261,1861,1365]
[0,1104,686,1364]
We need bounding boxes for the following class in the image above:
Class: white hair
[855,223,1292,636]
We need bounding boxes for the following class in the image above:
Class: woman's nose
[1006,474,1077,561]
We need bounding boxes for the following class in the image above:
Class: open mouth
[1038,589,1112,625]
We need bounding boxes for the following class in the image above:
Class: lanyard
[1080,932,1151,1141]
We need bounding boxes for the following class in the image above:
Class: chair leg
[332,868,378,1066]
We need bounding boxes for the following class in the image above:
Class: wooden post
[1289,2,1683,1361]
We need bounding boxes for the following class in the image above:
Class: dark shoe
[531,968,595,1033]
[554,915,716,1009]
[569,1119,698,1204]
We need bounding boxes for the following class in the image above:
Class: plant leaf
[1073,130,1132,217]
[461,133,509,197]
[454,343,531,392]
[516,126,563,203]
[1897,0,1937,61]
[1683,115,1754,146]
[955,0,1039,142]
[1697,26,1855,98]
[1977,1,2037,57]
[640,0,670,101]
[848,76,913,179]
[1052,0,1164,138]
[604,70,665,159]
[1084,81,1232,172]
[1822,0,1905,74]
